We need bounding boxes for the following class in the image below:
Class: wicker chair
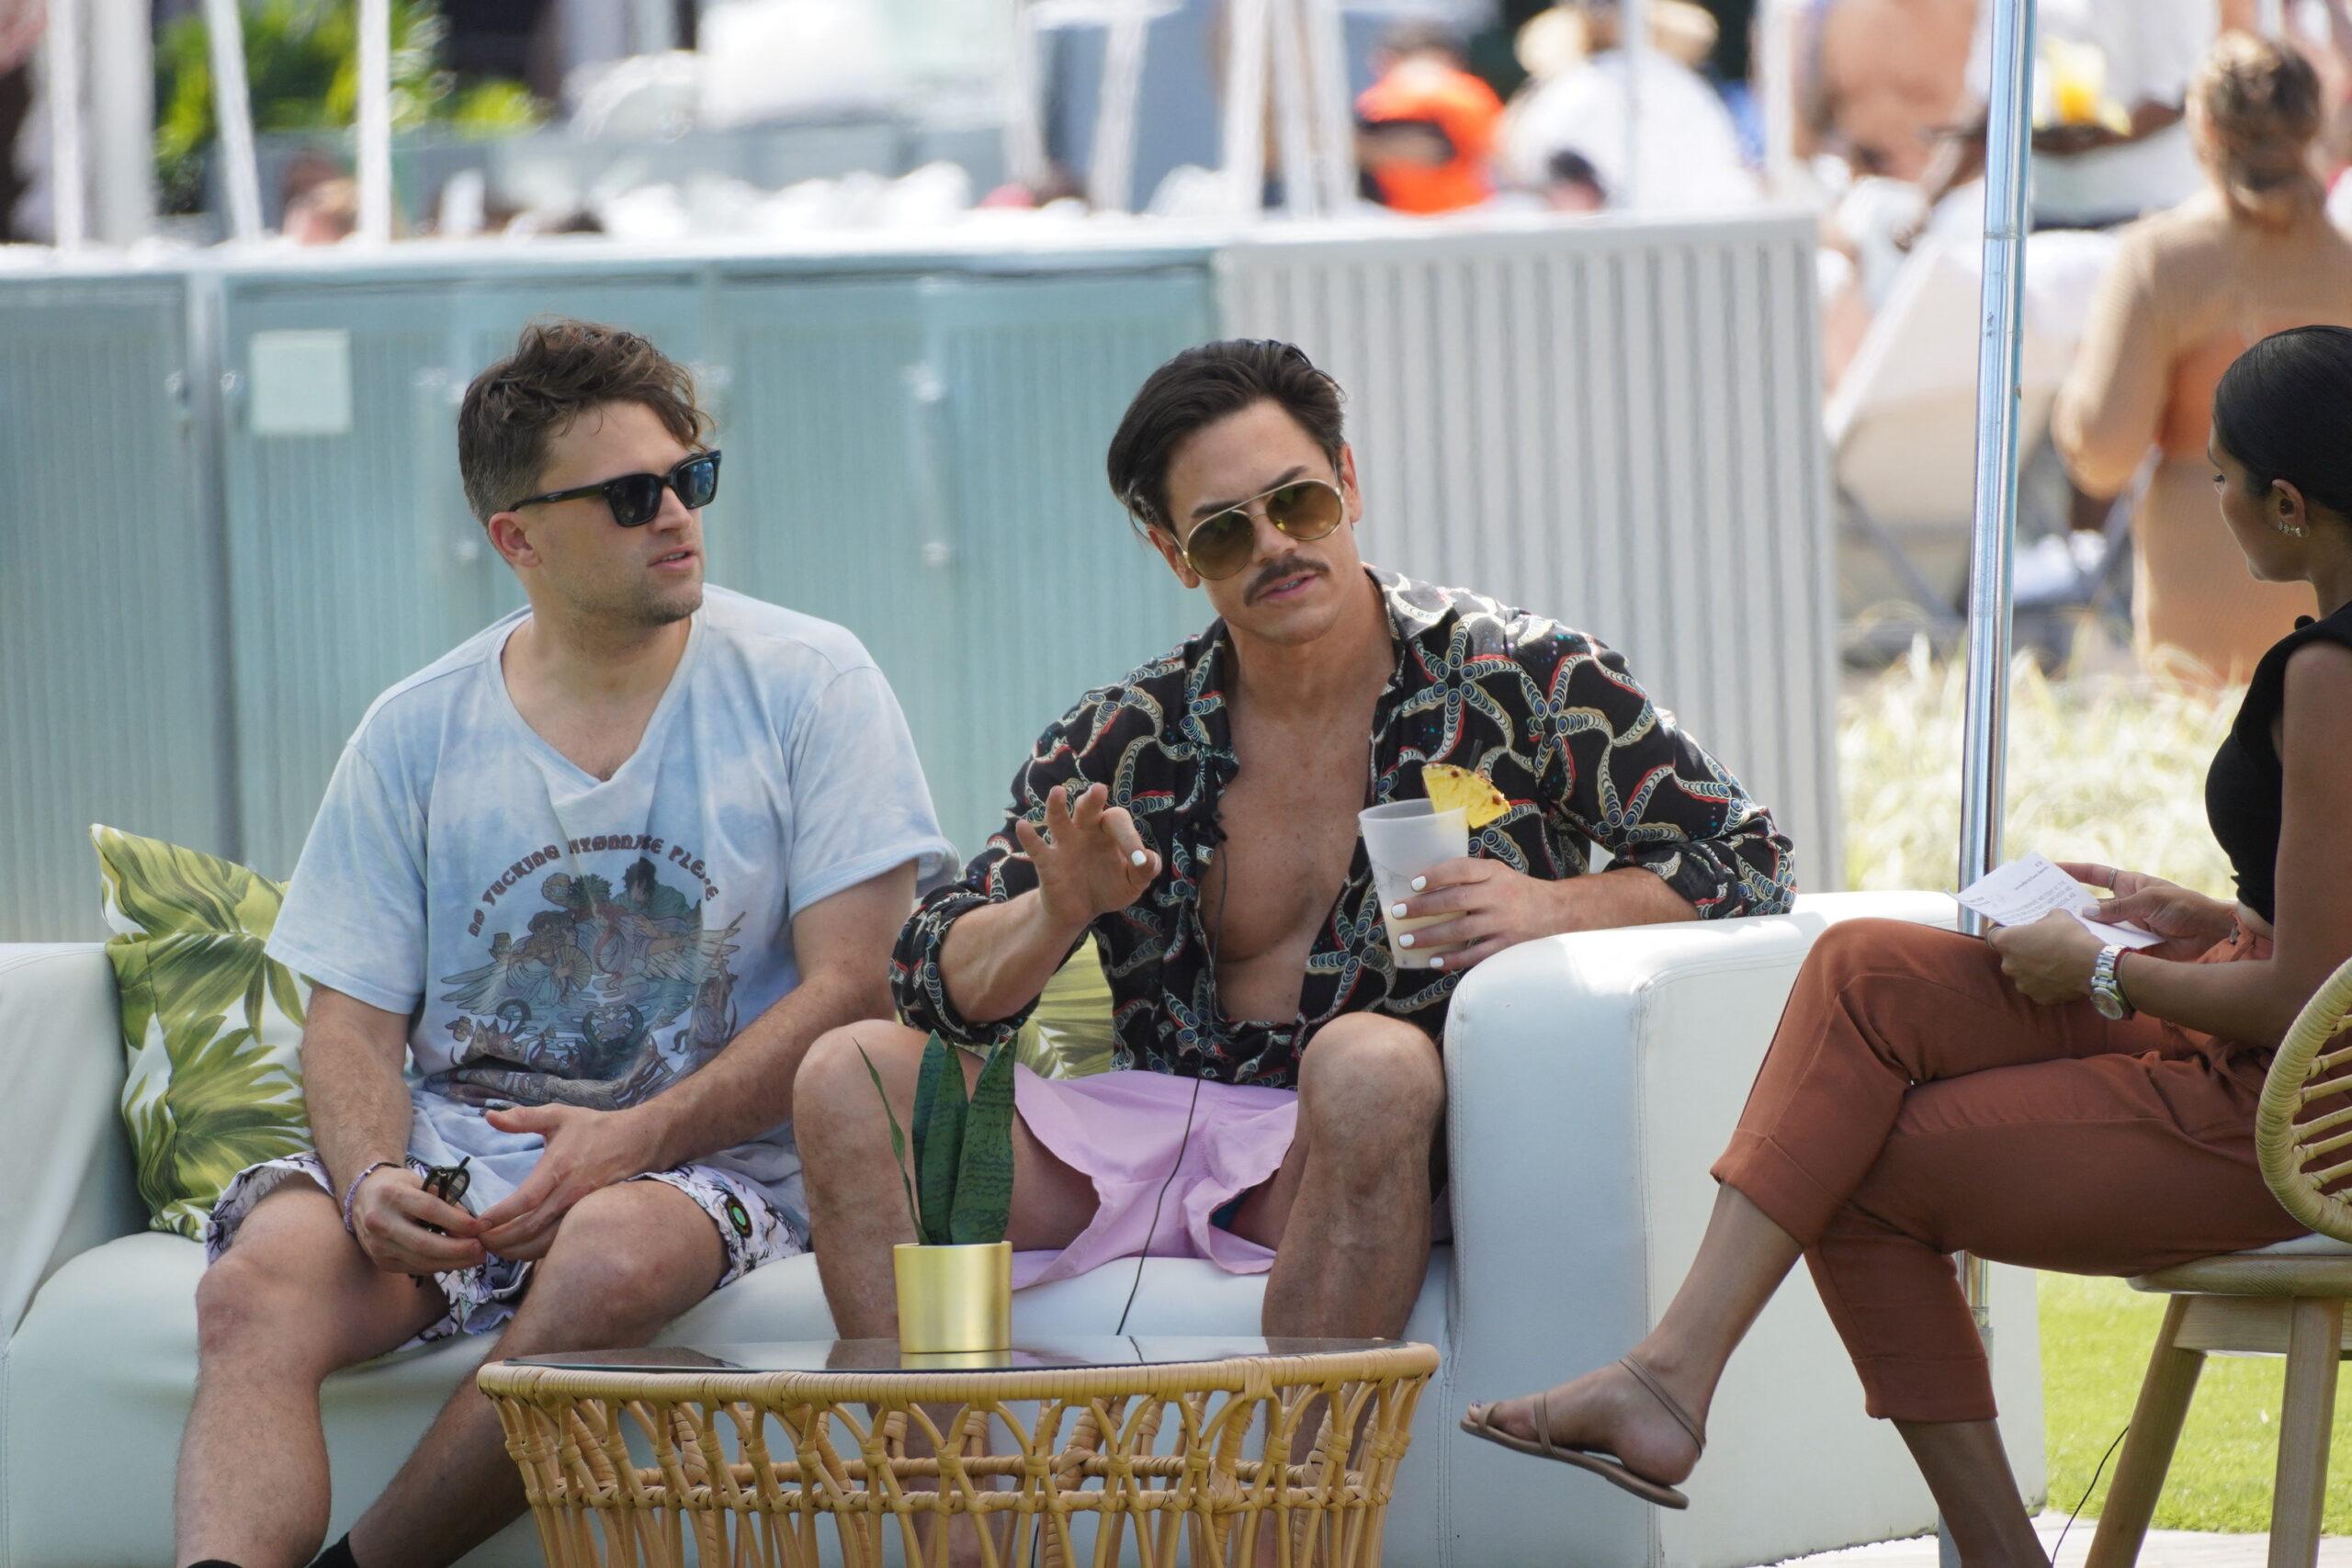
[2086,954,2352,1568]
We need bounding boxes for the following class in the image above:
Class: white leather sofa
[0,893,2042,1566]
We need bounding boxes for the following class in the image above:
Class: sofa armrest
[1436,892,2044,1566]
[1442,891,1959,1340]
[0,944,141,1340]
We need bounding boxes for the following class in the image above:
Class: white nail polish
[1398,932,1415,948]
[1430,955,1446,969]
[1410,875,1427,892]
[1130,850,1148,867]
[1391,901,1408,918]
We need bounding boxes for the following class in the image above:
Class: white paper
[1955,852,2165,949]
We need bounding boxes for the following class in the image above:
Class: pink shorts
[1011,1065,1298,1289]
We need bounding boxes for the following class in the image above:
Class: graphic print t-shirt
[265,587,956,1235]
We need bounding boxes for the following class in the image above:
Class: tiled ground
[1781,1517,2352,1565]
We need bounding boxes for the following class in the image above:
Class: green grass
[1839,642,2235,901]
[2039,1273,2352,1531]
[1840,648,2346,1534]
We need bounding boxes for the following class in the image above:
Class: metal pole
[356,0,393,243]
[1619,0,1645,207]
[199,0,263,241]
[1089,2,1149,211]
[1003,3,1052,191]
[1219,0,1271,218]
[1957,0,2034,1117]
[1758,0,1801,198]
[630,0,676,55]
[1944,0,2033,1556]
[1267,0,1317,216]
[45,0,85,249]
[1302,0,1352,214]
[89,0,156,244]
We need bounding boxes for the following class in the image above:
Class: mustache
[1246,555,1324,602]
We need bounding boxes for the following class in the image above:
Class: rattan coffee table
[481,1335,1437,1568]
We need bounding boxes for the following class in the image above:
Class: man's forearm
[630,971,892,1170]
[936,890,1088,1028]
[301,1023,415,1200]
[1555,865,1700,933]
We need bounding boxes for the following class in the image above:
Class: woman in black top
[1460,324,2352,1556]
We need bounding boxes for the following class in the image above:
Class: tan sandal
[1459,1357,1704,1510]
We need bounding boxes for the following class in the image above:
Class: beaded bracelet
[340,1158,406,1235]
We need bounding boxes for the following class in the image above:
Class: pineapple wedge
[1421,762,1510,829]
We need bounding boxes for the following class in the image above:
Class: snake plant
[857,1032,1015,1246]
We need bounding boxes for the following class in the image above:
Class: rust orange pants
[1711,918,2303,1423]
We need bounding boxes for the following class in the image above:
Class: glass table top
[502,1337,1409,1376]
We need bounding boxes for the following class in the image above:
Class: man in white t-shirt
[173,319,956,1568]
[1914,0,2216,230]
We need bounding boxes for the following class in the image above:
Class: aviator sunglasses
[1163,476,1346,581]
[509,449,721,528]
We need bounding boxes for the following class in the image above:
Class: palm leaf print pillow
[92,827,313,1238]
[1013,936,1116,1080]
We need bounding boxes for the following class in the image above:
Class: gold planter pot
[893,1241,1012,1354]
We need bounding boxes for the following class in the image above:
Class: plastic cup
[1359,799,1467,966]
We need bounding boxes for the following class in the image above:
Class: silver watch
[2090,944,2134,1020]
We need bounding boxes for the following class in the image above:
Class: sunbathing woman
[1464,322,2352,1565]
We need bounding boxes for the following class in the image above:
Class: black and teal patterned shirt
[892,568,1794,1088]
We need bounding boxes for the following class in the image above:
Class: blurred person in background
[282,176,359,245]
[1544,146,1609,209]
[1795,0,1980,389]
[1,0,41,242]
[1355,21,1508,213]
[1506,0,1758,210]
[277,149,346,214]
[1911,0,2219,232]
[2054,32,2345,682]
[1797,0,1977,184]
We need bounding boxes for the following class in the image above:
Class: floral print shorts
[204,1152,802,1348]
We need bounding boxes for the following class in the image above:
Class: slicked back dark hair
[2213,324,2352,523]
[458,317,710,525]
[1105,339,1346,534]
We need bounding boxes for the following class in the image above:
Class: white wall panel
[0,278,230,940]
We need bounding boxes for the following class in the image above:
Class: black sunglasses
[509,450,721,528]
[409,1156,473,1285]
[422,1156,472,1210]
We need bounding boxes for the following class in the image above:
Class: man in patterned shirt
[796,339,1794,1343]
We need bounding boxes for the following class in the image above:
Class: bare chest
[1198,720,1371,1012]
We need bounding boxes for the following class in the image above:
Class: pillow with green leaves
[92,826,313,1239]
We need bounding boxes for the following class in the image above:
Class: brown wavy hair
[1106,340,1346,535]
[2194,31,2323,226]
[457,318,710,524]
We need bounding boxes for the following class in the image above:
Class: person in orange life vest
[1355,22,1506,214]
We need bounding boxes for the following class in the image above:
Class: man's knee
[196,1249,292,1359]
[1297,1014,1445,1141]
[530,1184,719,1333]
[196,1240,353,1373]
[796,1020,923,1161]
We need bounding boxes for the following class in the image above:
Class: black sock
[307,1538,358,1568]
